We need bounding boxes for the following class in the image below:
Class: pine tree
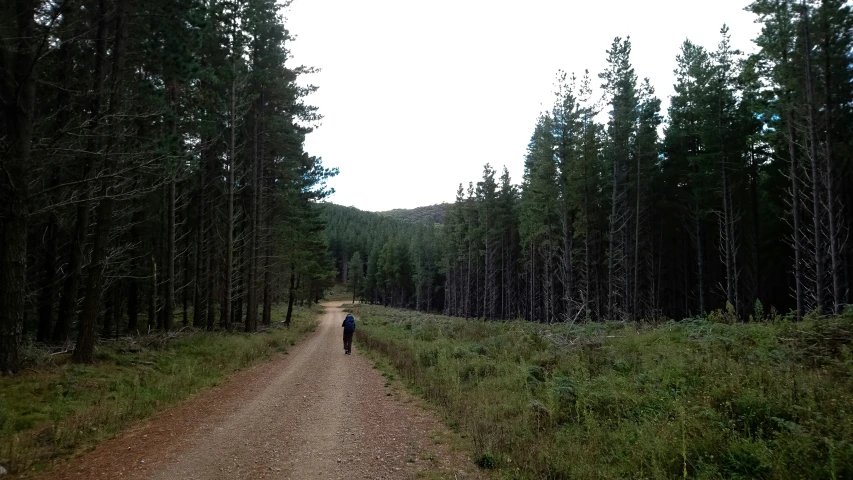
[348,252,365,303]
[600,37,638,321]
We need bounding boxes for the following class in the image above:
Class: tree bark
[165,177,176,331]
[55,0,109,344]
[127,274,139,333]
[245,99,260,332]
[285,270,297,326]
[37,218,57,343]
[193,160,206,327]
[149,256,158,331]
[608,155,619,320]
[782,43,805,320]
[0,0,37,373]
[633,138,642,321]
[695,202,705,315]
[223,76,236,331]
[750,145,761,303]
[802,2,825,313]
[822,8,841,314]
[73,0,130,363]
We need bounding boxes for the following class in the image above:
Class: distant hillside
[378,203,447,224]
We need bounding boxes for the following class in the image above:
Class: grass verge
[0,304,319,475]
[352,304,853,479]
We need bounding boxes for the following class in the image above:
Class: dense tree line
[329,1,853,323]
[379,204,447,225]
[0,0,336,374]
[325,204,443,310]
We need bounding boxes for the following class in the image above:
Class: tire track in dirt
[38,302,482,480]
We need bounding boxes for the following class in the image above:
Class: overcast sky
[285,0,762,212]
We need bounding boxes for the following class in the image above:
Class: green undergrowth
[0,304,319,475]
[351,304,853,479]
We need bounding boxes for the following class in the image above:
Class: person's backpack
[343,314,356,332]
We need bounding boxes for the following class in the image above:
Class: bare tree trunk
[127,275,138,333]
[55,0,109,344]
[205,235,216,330]
[38,7,76,344]
[193,157,206,327]
[782,49,805,320]
[0,0,38,373]
[528,242,536,322]
[465,242,472,319]
[285,270,297,326]
[750,146,761,303]
[483,236,489,320]
[262,258,272,325]
[234,218,245,326]
[205,148,217,331]
[149,257,158,331]
[822,11,841,314]
[245,100,260,332]
[258,91,271,327]
[802,2,825,313]
[125,208,142,333]
[74,0,130,363]
[182,227,190,327]
[562,210,575,322]
[103,285,114,338]
[55,206,86,342]
[608,156,619,320]
[165,176,176,331]
[113,285,123,338]
[694,202,705,315]
[223,77,236,332]
[633,141,642,321]
[722,153,736,309]
[37,217,57,342]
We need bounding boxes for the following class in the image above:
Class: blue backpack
[343,314,356,332]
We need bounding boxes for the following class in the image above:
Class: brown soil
[38,303,483,480]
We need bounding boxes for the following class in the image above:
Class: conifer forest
[0,0,336,374]
[327,2,853,324]
[3,0,853,372]
[4,0,853,477]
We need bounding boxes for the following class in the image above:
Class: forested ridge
[379,203,448,225]
[328,1,853,323]
[0,0,337,374]
[325,204,443,309]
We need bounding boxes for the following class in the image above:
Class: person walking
[342,313,356,355]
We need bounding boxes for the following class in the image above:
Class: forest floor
[33,302,482,480]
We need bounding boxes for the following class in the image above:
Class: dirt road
[42,303,481,479]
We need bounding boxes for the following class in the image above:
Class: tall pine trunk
[802,2,825,313]
[0,0,37,373]
[245,100,260,332]
[55,0,109,344]
[74,0,130,363]
[633,141,642,321]
[694,202,705,315]
[285,270,297,326]
[608,155,619,320]
[822,15,841,314]
[223,77,236,331]
[193,156,206,328]
[783,45,805,320]
[165,177,176,331]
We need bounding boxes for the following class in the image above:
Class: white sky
[286,0,762,212]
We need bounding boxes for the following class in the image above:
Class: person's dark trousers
[343,331,354,354]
